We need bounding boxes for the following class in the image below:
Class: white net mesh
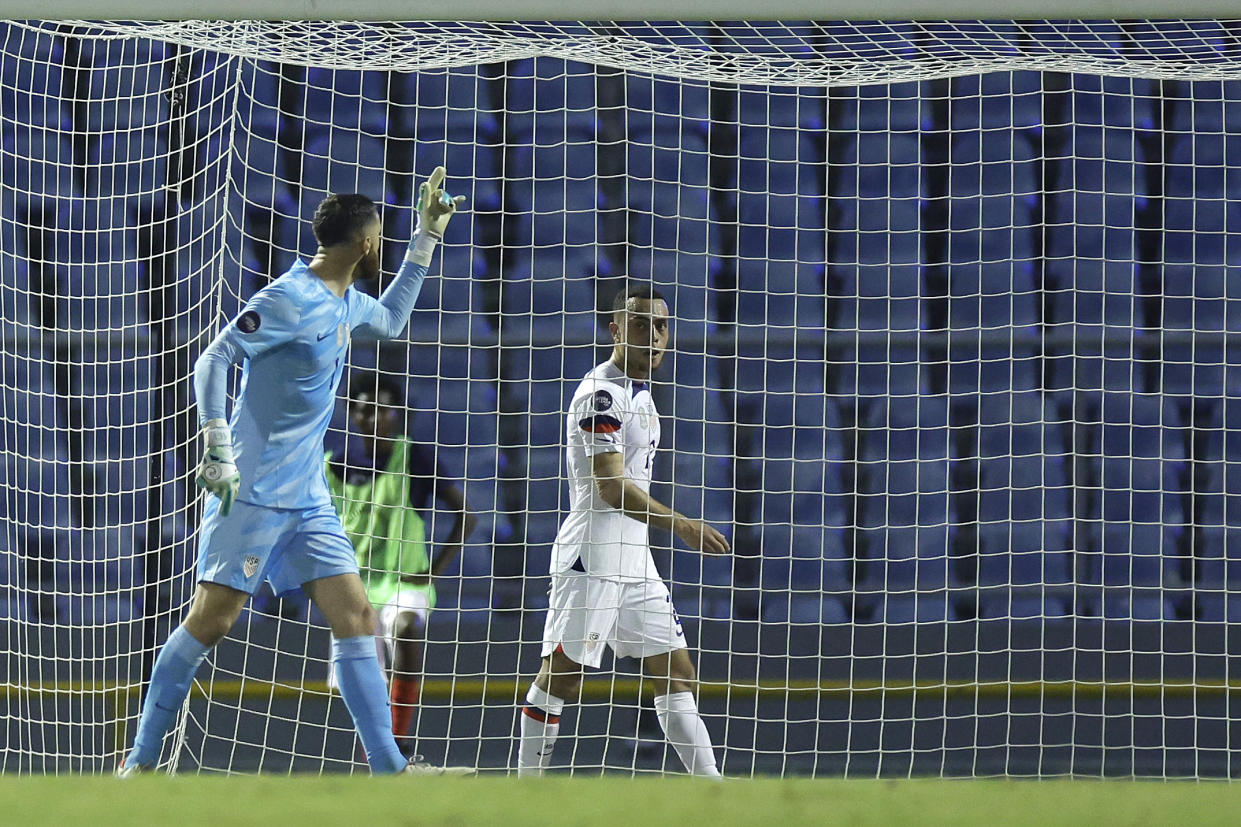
[3,18,1241,776]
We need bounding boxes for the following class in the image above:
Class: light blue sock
[123,625,211,769]
[332,635,406,774]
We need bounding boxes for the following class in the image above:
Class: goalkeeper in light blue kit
[118,167,466,777]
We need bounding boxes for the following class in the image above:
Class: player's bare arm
[590,450,730,555]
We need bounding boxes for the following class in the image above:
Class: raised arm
[353,166,465,340]
[590,451,730,555]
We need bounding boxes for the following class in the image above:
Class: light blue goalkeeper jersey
[195,256,427,510]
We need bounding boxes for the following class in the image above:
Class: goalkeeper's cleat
[402,755,476,777]
[114,761,150,779]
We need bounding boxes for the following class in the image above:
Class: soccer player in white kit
[515,284,731,778]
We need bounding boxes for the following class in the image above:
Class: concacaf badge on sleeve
[237,310,261,333]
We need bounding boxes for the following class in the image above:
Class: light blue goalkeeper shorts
[197,497,359,597]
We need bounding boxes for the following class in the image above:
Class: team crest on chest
[337,322,348,348]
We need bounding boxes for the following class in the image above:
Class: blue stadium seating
[0,456,74,532]
[300,132,389,203]
[626,75,712,131]
[302,68,391,135]
[0,353,63,460]
[85,131,169,215]
[235,60,284,139]
[503,59,600,142]
[0,40,69,129]
[75,352,153,459]
[80,38,171,131]
[229,132,295,213]
[836,81,923,134]
[1168,79,1241,133]
[979,593,1072,621]
[945,347,1040,395]
[1097,590,1175,621]
[3,130,78,211]
[1083,522,1173,589]
[977,521,1074,587]
[1068,74,1158,132]
[0,250,37,333]
[1043,126,1147,270]
[1163,134,1241,267]
[397,68,499,140]
[946,131,1039,329]
[950,71,1042,131]
[785,594,850,625]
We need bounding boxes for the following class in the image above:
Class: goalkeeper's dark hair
[347,370,405,405]
[611,282,668,313]
[313,193,379,248]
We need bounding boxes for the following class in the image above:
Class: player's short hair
[312,193,379,248]
[611,283,668,313]
[347,370,405,405]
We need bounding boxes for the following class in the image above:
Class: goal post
[3,16,1241,777]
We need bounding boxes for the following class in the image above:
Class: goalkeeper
[118,168,466,777]
[325,371,477,755]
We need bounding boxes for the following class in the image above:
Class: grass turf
[2,775,1241,826]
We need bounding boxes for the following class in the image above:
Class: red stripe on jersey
[579,414,623,433]
[522,705,561,725]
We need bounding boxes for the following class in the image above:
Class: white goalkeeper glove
[408,165,466,266]
[195,418,240,517]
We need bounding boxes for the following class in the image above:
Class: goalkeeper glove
[408,165,466,266]
[195,418,240,517]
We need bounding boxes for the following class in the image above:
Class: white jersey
[550,361,662,582]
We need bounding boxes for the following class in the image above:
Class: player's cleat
[402,755,476,776]
[114,762,150,779]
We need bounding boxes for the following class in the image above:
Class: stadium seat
[736,258,826,330]
[1169,78,1241,133]
[0,456,75,532]
[1096,522,1173,586]
[302,67,391,135]
[55,261,145,332]
[300,132,389,203]
[945,346,1040,396]
[626,74,712,125]
[787,594,850,625]
[858,525,951,588]
[396,67,500,140]
[0,27,69,128]
[1098,589,1174,621]
[85,131,169,216]
[0,354,65,460]
[82,38,171,131]
[977,521,1073,587]
[949,70,1042,131]
[229,132,295,213]
[501,58,600,142]
[837,80,923,134]
[75,351,154,461]
[978,592,1071,621]
[3,130,78,211]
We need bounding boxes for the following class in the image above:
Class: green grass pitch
[2,776,1239,826]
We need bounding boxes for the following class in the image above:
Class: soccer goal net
[4,16,1241,777]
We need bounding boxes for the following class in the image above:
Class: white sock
[654,691,721,778]
[517,684,564,777]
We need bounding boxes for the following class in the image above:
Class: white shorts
[376,587,432,672]
[540,573,686,669]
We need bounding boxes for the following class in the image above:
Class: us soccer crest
[243,555,260,578]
